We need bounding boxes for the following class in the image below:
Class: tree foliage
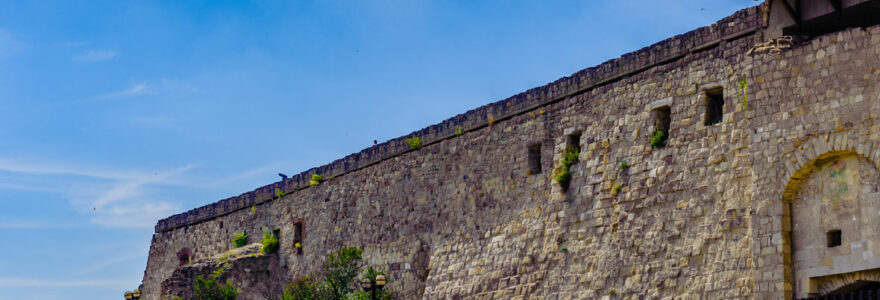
[194,275,240,300]
[279,247,393,300]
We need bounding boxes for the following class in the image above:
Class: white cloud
[73,50,117,62]
[0,277,138,288]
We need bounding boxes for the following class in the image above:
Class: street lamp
[124,289,141,300]
[360,274,387,300]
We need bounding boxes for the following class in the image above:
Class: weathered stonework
[141,2,880,299]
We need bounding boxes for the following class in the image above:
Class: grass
[310,174,323,186]
[554,145,580,191]
[612,184,623,196]
[650,129,668,149]
[260,230,279,254]
[737,75,748,111]
[406,137,422,150]
[194,275,239,300]
[231,230,247,248]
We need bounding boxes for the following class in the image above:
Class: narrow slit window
[294,222,304,255]
[827,229,842,247]
[704,88,724,126]
[651,106,671,148]
[567,132,582,163]
[528,144,542,175]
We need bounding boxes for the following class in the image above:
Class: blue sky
[0,1,757,299]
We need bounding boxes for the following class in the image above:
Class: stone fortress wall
[142,2,880,299]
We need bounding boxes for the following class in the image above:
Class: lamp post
[124,289,141,300]
[359,274,386,300]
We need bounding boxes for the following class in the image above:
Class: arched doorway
[785,152,880,298]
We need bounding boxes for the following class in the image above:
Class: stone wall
[142,3,880,299]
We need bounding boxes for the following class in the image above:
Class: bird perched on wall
[278,173,288,180]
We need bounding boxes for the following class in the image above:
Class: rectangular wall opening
[528,144,542,175]
[827,229,842,247]
[294,222,303,255]
[567,132,582,163]
[704,88,724,126]
[651,106,671,148]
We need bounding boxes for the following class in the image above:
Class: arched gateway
[784,151,880,298]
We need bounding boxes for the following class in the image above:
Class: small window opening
[177,248,192,266]
[827,229,842,247]
[704,88,724,126]
[528,144,542,175]
[219,221,223,229]
[293,222,304,255]
[651,106,671,148]
[567,132,582,164]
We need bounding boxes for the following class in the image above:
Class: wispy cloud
[90,201,179,228]
[92,163,197,209]
[73,50,117,62]
[81,78,198,103]
[97,82,150,99]
[0,277,138,288]
[54,41,87,47]
[131,116,170,124]
[0,157,199,228]
[210,163,286,188]
[0,157,144,180]
[0,220,76,229]
[75,248,147,275]
[0,28,25,58]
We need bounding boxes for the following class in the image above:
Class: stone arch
[777,132,880,298]
[176,247,192,266]
[782,135,880,297]
[811,269,880,296]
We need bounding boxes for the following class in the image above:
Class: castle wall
[142,4,880,299]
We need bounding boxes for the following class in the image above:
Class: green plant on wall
[212,256,229,280]
[231,230,247,248]
[456,127,463,136]
[260,230,279,254]
[554,145,580,191]
[194,275,239,300]
[310,174,323,186]
[737,75,748,111]
[275,188,285,199]
[280,276,320,300]
[650,129,668,149]
[619,160,629,170]
[278,247,393,300]
[612,184,623,195]
[406,137,422,150]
